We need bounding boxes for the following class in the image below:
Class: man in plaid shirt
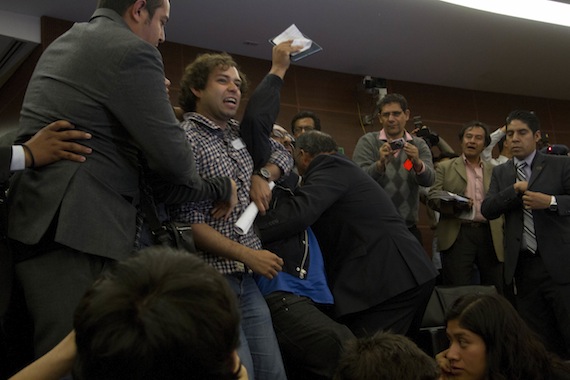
[168,43,296,380]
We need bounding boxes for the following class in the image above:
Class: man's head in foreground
[73,247,241,380]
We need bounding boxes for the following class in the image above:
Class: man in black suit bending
[257,131,437,340]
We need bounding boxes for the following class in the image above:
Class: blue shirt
[255,228,334,305]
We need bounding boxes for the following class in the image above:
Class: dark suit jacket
[0,147,11,184]
[7,9,229,260]
[428,157,504,260]
[257,153,437,318]
[481,152,570,284]
[0,146,11,315]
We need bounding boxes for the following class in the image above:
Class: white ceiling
[1,0,570,100]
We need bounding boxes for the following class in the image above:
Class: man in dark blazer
[481,110,570,359]
[7,0,234,357]
[257,131,437,340]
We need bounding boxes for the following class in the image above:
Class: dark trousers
[14,246,113,358]
[340,279,435,342]
[0,276,33,379]
[441,223,504,295]
[265,292,355,380]
[515,255,570,359]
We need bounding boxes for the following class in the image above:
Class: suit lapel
[483,161,493,191]
[505,159,517,185]
[529,152,545,188]
[453,157,468,185]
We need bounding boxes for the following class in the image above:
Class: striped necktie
[516,161,537,254]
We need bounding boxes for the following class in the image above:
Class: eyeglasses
[271,129,296,148]
[272,129,295,141]
[293,125,315,134]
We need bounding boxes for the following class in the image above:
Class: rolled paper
[234,181,275,235]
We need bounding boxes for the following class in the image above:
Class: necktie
[516,161,537,253]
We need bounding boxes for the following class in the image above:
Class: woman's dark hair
[446,293,570,379]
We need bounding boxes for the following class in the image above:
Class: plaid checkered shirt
[168,113,292,275]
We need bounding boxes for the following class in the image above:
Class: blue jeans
[225,273,286,380]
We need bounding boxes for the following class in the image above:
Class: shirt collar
[184,112,240,131]
[461,153,483,168]
[514,150,537,168]
[378,129,413,141]
[91,8,127,26]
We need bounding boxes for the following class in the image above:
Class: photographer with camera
[353,93,435,243]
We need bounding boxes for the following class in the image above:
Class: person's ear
[130,0,147,22]
[535,130,542,143]
[190,88,201,99]
[301,149,313,164]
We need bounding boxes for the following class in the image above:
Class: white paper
[234,181,275,235]
[272,24,313,55]
[446,191,470,203]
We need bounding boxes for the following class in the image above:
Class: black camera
[541,144,569,156]
[413,116,424,131]
[413,116,440,148]
[389,139,405,150]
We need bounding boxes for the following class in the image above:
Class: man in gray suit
[7,0,235,357]
[482,110,570,358]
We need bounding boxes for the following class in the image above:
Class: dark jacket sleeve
[145,165,231,205]
[257,155,347,243]
[481,164,521,220]
[0,147,12,184]
[240,74,283,169]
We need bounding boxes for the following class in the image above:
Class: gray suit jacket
[481,152,570,284]
[7,9,229,260]
[428,157,504,261]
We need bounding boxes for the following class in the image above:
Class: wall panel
[2,16,570,256]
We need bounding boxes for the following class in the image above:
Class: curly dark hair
[179,52,248,112]
[378,93,409,113]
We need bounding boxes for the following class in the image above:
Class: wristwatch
[549,196,558,212]
[254,167,271,182]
